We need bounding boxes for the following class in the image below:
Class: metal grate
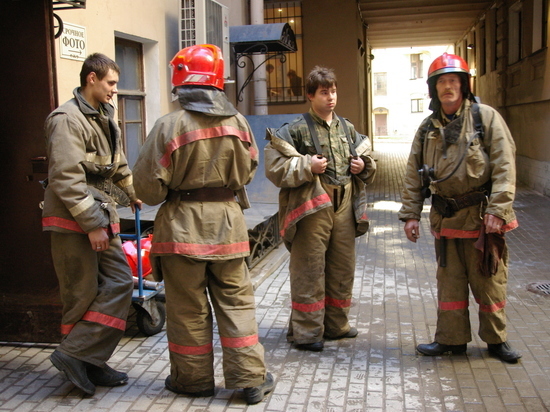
[527,282,550,296]
[180,0,225,49]
[180,0,197,48]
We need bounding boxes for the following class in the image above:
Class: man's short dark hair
[305,66,337,96]
[79,53,120,88]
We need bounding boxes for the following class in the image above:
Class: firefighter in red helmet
[170,43,225,90]
[132,45,274,404]
[399,52,521,363]
[426,52,476,110]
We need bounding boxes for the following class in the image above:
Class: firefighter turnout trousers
[161,255,266,392]
[434,237,508,345]
[51,232,133,366]
[287,181,356,344]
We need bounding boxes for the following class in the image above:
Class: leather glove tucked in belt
[474,223,506,277]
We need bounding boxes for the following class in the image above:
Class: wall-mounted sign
[60,22,87,61]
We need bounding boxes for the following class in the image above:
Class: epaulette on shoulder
[290,114,305,126]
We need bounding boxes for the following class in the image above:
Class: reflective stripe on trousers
[51,232,133,366]
[287,181,356,344]
[161,255,266,392]
[434,237,508,345]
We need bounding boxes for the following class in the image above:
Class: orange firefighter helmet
[427,52,474,103]
[170,44,225,90]
[427,52,469,80]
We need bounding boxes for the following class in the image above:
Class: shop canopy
[230,23,297,55]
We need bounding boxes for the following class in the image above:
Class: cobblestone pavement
[2,141,550,411]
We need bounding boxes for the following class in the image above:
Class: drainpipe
[250,0,268,115]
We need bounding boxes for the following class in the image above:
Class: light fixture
[467,44,475,50]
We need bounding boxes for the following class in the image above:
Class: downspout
[250,0,268,115]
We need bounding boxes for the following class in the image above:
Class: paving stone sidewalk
[2,140,550,411]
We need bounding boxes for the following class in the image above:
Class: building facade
[1,0,549,343]
[457,0,550,195]
[370,46,450,140]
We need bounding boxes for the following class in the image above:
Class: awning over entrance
[52,1,86,10]
[229,23,298,102]
[229,22,297,55]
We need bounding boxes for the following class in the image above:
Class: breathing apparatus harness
[418,103,489,267]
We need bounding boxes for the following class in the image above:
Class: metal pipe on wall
[250,0,268,115]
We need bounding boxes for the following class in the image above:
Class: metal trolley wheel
[134,300,166,336]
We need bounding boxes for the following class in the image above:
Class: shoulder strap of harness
[471,102,484,140]
[302,112,323,155]
[337,115,358,157]
[419,102,483,144]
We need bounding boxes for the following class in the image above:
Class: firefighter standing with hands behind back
[132,45,273,405]
[399,53,521,363]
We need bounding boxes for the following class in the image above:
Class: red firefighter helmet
[122,235,153,278]
[427,52,469,80]
[427,52,474,103]
[170,44,225,90]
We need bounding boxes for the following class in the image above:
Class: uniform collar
[439,100,468,125]
[308,108,338,128]
[176,86,238,116]
[73,87,114,118]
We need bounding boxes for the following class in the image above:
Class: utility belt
[86,174,131,207]
[168,187,236,202]
[433,189,488,268]
[432,190,488,218]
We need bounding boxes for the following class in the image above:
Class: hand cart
[120,208,166,336]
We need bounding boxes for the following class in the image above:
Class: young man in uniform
[265,66,376,352]
[44,53,141,395]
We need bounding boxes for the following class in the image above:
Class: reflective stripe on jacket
[132,108,258,263]
[264,112,376,248]
[42,88,136,235]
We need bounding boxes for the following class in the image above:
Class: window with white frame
[374,73,387,96]
[410,54,423,79]
[115,38,146,169]
[411,98,423,113]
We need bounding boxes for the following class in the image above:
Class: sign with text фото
[60,22,87,62]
